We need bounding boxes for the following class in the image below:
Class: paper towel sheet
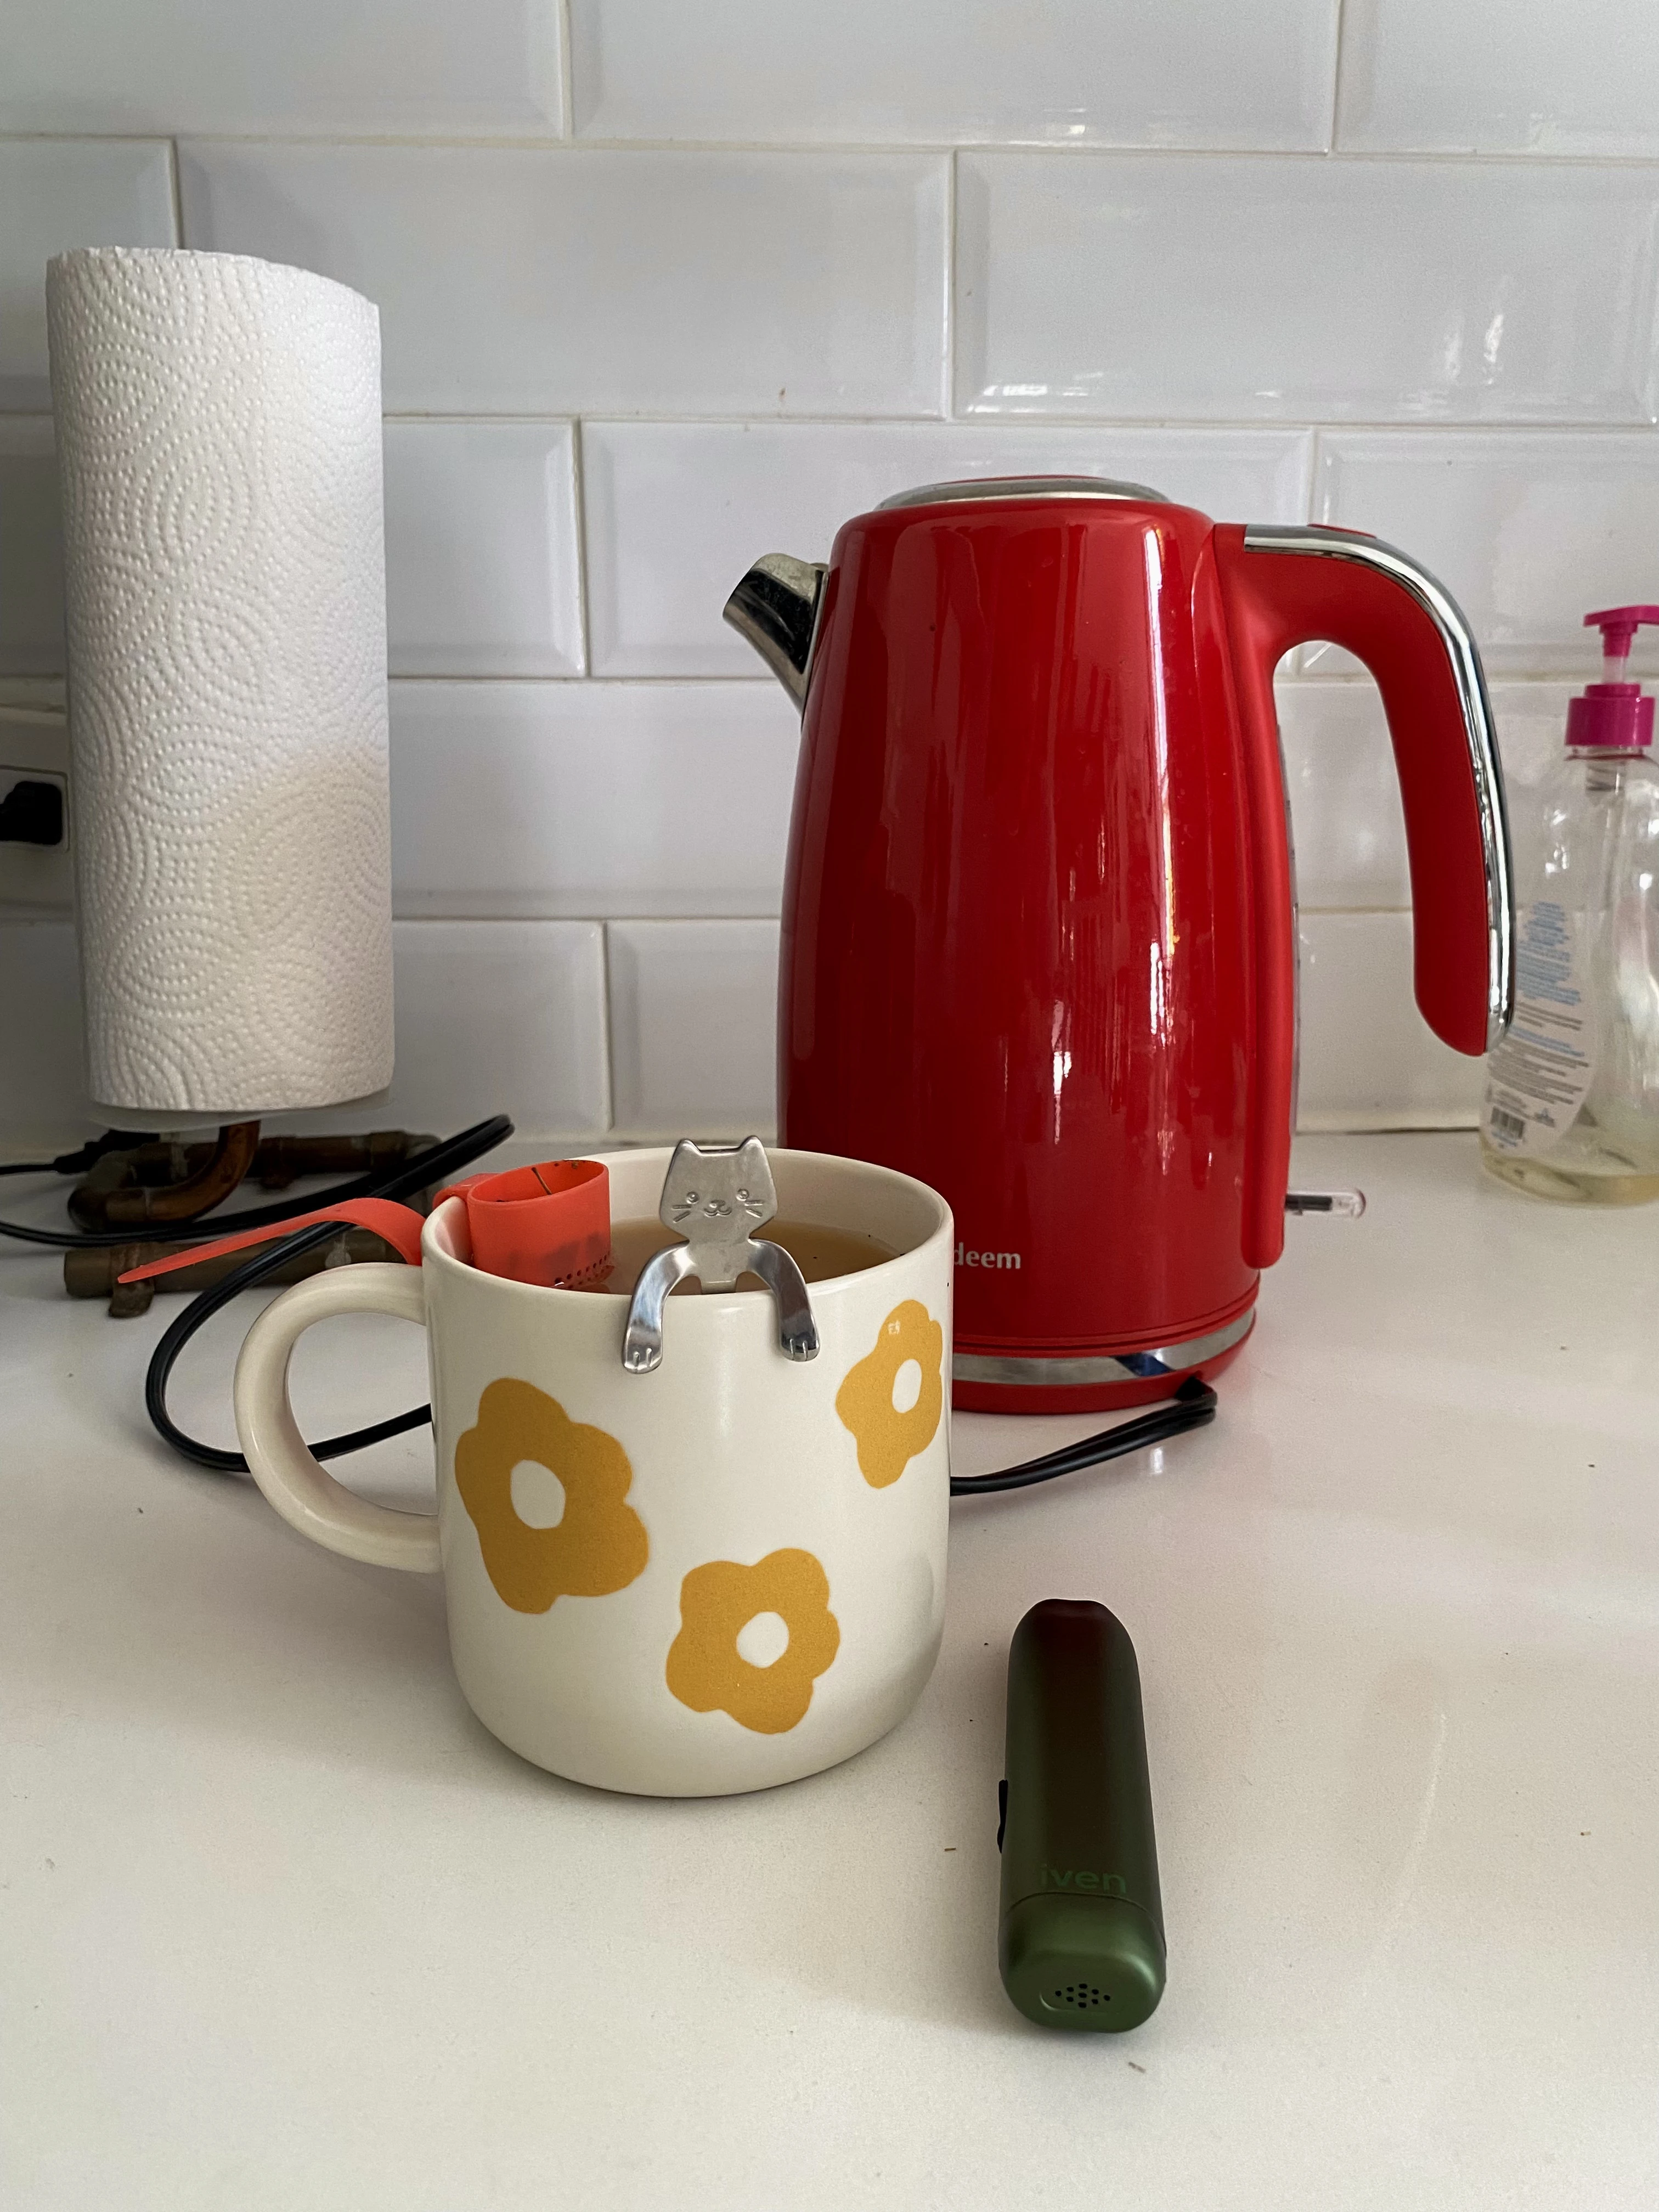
[47,247,393,1118]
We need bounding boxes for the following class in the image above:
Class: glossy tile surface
[606,918,779,1135]
[571,0,1339,148]
[0,418,63,676]
[1338,0,1659,157]
[390,681,799,916]
[1313,433,1659,675]
[957,154,1659,422]
[0,919,83,1140]
[383,422,583,679]
[0,708,72,917]
[0,916,612,1143]
[0,0,560,136]
[178,144,950,417]
[1297,912,1486,1126]
[0,139,176,410]
[1278,680,1571,910]
[583,419,1311,675]
[385,920,608,1137]
[9,1129,1658,2208]
[13,5,1659,1234]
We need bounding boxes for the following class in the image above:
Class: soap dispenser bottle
[1481,605,1659,1202]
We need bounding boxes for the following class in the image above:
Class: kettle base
[951,1304,1255,1415]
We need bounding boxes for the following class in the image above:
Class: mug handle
[233,1264,441,1573]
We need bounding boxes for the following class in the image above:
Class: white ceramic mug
[233,1147,953,1797]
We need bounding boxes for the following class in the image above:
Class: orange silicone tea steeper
[119,1158,612,1291]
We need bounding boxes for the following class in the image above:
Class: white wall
[3,0,1658,1146]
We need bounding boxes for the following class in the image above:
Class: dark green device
[997,1599,1165,2031]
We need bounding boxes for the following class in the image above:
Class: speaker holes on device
[1041,1982,1112,2012]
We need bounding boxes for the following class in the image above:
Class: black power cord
[141,1108,1213,1489]
[140,1114,512,1472]
[0,1119,512,1252]
[9,1110,1215,1494]
[949,1376,1217,1497]
[0,1129,153,1178]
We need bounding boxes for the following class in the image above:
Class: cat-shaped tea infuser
[622,1137,819,1373]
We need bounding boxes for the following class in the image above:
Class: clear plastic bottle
[1481,604,1659,1203]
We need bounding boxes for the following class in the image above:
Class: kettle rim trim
[877,476,1170,511]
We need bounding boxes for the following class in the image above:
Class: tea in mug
[573,1217,895,1295]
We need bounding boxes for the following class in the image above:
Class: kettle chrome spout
[724,554,826,709]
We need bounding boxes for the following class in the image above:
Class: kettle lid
[877,475,1169,511]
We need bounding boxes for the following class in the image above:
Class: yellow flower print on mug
[835,1299,945,1488]
[665,1550,840,1735]
[455,1377,647,1613]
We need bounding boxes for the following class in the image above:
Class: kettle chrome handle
[1215,520,1515,1272]
[1240,524,1514,1047]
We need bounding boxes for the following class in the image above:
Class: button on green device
[997,1599,1165,2031]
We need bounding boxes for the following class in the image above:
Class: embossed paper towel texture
[46,248,393,1116]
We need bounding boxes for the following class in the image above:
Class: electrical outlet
[0,704,72,913]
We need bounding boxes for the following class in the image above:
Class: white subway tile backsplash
[0,0,560,138]
[0,916,608,1142]
[571,0,1339,150]
[1313,433,1659,676]
[1297,911,1486,1127]
[1337,0,1659,159]
[383,422,583,679]
[1278,680,1408,913]
[1278,680,1571,911]
[0,140,176,411]
[1486,687,1578,797]
[0,707,72,916]
[583,420,1311,676]
[0,919,86,1143]
[0,419,63,677]
[9,5,1654,1154]
[604,910,1485,1136]
[385,921,608,1138]
[956,154,1659,424]
[7,413,592,685]
[606,919,778,1136]
[390,681,799,917]
[178,144,949,419]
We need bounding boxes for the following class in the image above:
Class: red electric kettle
[726,478,1513,1412]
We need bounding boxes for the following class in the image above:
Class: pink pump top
[1566,604,1659,752]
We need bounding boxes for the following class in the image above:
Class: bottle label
[1482,899,1595,1155]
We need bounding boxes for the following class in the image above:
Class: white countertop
[4,1132,1657,2211]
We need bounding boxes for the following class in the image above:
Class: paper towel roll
[46,247,393,1119]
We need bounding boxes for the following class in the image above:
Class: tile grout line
[377,670,1598,689]
[391,914,786,928]
[19,669,1596,699]
[165,134,185,244]
[942,148,957,422]
[1306,426,1324,525]
[569,419,595,677]
[1327,0,1349,155]
[595,916,616,1133]
[372,409,1659,436]
[555,0,575,140]
[30,128,1659,170]
[387,907,1415,924]
[377,906,1418,925]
